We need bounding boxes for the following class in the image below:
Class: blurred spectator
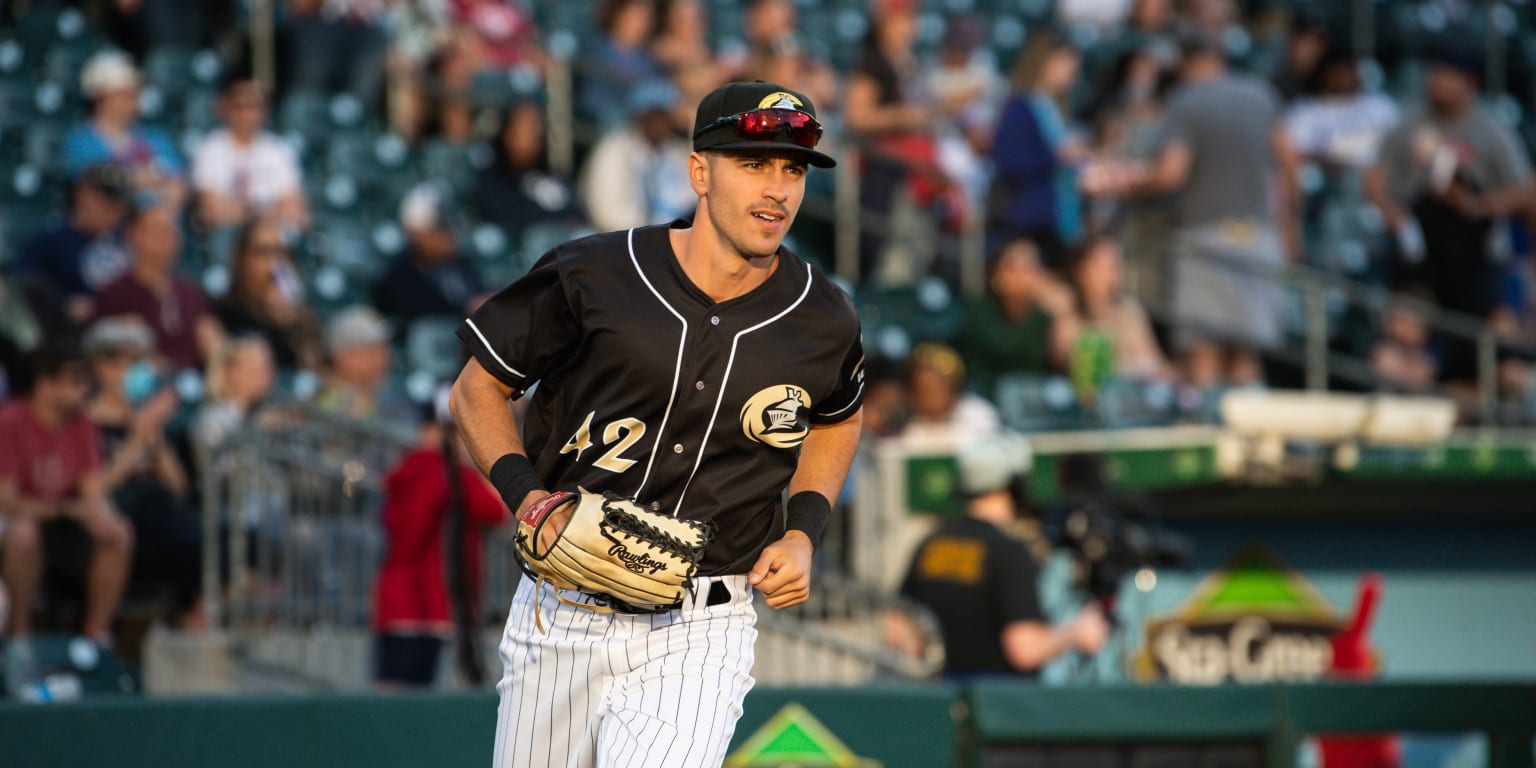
[1283,50,1398,171]
[887,433,1107,680]
[311,306,415,425]
[1131,35,1292,386]
[278,0,390,104]
[1066,236,1171,386]
[579,79,694,232]
[845,0,960,280]
[1080,48,1173,302]
[1366,48,1534,333]
[215,218,323,371]
[858,357,910,439]
[736,32,837,116]
[0,272,73,401]
[63,51,186,210]
[373,408,508,689]
[93,204,224,371]
[1270,15,1330,103]
[0,343,133,644]
[374,185,484,328]
[578,0,663,131]
[899,343,1000,449]
[383,0,453,141]
[474,101,583,245]
[1371,294,1438,392]
[104,0,237,61]
[16,165,133,325]
[742,0,796,56]
[930,15,1005,218]
[450,0,542,71]
[953,239,1076,401]
[192,72,310,232]
[420,30,482,144]
[83,319,201,629]
[192,336,278,455]
[1093,0,1178,82]
[650,0,717,78]
[993,30,1087,264]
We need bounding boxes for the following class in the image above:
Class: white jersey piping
[464,317,527,380]
[627,227,689,499]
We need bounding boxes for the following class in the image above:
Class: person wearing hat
[1366,45,1534,382]
[61,50,186,210]
[451,80,858,765]
[311,306,416,430]
[83,317,204,630]
[372,183,485,331]
[578,76,696,232]
[16,164,133,324]
[886,432,1108,680]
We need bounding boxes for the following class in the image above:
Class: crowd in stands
[1,0,1535,669]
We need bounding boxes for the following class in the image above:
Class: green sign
[726,703,881,768]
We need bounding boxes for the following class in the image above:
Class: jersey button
[672,443,684,454]
[694,380,705,390]
[710,316,720,326]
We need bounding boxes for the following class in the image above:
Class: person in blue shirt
[62,50,186,210]
[16,165,133,325]
[992,30,1086,269]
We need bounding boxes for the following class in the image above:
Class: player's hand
[517,492,572,555]
[748,530,813,609]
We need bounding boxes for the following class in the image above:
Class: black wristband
[785,491,832,552]
[489,453,543,512]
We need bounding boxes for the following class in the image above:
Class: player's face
[699,152,808,260]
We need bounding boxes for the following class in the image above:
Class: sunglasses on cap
[692,108,824,149]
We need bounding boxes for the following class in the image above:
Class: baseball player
[449,81,865,768]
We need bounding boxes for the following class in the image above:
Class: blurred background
[0,0,1533,766]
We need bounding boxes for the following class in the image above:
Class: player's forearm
[450,359,529,477]
[787,411,863,505]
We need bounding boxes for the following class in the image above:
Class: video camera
[1046,454,1192,608]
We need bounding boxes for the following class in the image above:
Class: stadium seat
[142,46,197,97]
[994,374,1086,433]
[277,90,331,150]
[405,316,467,382]
[856,278,964,345]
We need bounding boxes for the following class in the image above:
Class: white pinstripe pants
[492,574,757,768]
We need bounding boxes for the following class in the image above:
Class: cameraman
[886,433,1107,679]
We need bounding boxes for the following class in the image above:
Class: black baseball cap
[691,81,836,168]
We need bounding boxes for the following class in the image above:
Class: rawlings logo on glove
[514,488,714,627]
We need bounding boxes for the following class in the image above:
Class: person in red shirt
[92,203,224,372]
[372,411,508,688]
[0,343,134,642]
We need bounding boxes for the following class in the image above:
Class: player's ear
[688,152,710,196]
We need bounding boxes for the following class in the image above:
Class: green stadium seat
[142,46,197,96]
[405,316,467,382]
[278,90,331,149]
[856,278,964,344]
[994,374,1086,433]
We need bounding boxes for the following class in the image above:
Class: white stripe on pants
[492,574,757,768]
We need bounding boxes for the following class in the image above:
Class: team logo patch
[740,385,812,449]
[756,91,804,110]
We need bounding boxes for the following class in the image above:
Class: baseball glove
[515,488,714,629]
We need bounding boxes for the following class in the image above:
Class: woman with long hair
[215,218,321,371]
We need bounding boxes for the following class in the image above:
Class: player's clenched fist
[748,530,814,609]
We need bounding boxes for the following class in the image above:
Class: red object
[0,401,102,502]
[372,448,509,634]
[1319,573,1401,768]
[92,272,213,371]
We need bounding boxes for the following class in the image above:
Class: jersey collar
[632,221,809,326]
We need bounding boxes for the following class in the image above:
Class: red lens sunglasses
[694,108,824,149]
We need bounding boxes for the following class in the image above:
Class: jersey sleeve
[810,331,865,425]
[992,538,1044,626]
[455,250,580,394]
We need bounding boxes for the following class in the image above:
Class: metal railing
[197,407,941,688]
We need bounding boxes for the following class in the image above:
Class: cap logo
[757,92,804,110]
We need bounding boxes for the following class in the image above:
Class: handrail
[1121,233,1532,423]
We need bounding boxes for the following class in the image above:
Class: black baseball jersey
[457,220,865,575]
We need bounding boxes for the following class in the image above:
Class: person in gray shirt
[1127,35,1299,387]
